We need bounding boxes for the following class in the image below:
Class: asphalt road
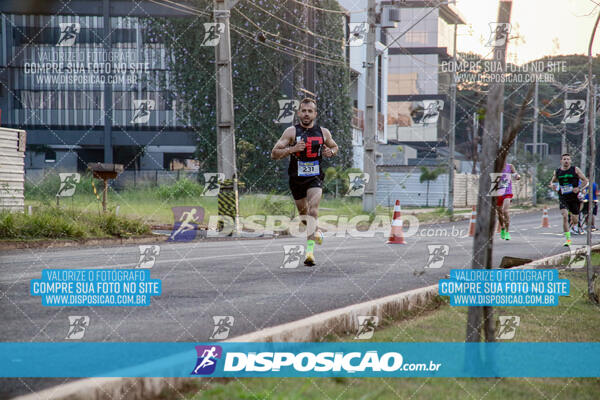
[1,208,599,398]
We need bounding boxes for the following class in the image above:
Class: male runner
[581,180,598,231]
[548,154,588,246]
[271,98,339,266]
[496,163,520,240]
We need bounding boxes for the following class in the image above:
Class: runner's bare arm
[509,164,520,180]
[548,171,557,188]
[321,128,338,157]
[271,127,298,160]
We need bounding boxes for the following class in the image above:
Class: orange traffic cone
[541,206,550,228]
[468,206,477,237]
[387,200,406,244]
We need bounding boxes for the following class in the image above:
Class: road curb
[227,284,439,342]
[13,242,592,400]
[0,235,165,251]
[12,284,439,400]
[0,205,549,251]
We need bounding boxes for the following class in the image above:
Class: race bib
[298,160,319,177]
[560,184,573,194]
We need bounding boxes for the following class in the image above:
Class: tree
[419,167,445,207]
[147,0,353,193]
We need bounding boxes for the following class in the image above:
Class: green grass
[24,178,406,225]
[164,271,600,400]
[0,206,151,240]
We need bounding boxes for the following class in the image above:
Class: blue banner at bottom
[1,342,599,378]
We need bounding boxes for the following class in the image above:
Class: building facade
[0,2,196,175]
[385,1,464,147]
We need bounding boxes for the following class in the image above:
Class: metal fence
[376,172,533,208]
[25,169,201,190]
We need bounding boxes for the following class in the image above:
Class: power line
[232,8,338,58]
[287,0,365,14]
[147,0,211,17]
[147,0,348,67]
[245,0,345,44]
[231,24,347,67]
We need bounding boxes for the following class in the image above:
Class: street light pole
[362,0,378,212]
[448,23,458,219]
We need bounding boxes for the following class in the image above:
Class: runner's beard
[301,117,312,127]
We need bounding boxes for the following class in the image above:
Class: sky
[453,0,600,64]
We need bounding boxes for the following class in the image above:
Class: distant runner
[581,180,598,231]
[496,163,520,240]
[271,98,339,266]
[548,154,588,246]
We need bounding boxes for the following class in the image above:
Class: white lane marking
[0,244,365,283]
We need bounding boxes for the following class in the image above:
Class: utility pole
[215,0,237,180]
[466,0,512,343]
[362,0,378,212]
[586,10,600,303]
[103,0,113,163]
[303,0,316,94]
[499,111,504,147]
[532,79,538,206]
[471,111,479,174]
[448,23,458,218]
[215,0,239,231]
[562,91,567,154]
[583,78,590,173]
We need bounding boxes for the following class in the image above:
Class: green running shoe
[504,231,511,240]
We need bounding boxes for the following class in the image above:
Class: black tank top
[288,124,325,179]
[556,166,579,196]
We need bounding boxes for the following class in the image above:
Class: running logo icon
[191,345,222,375]
[169,206,205,242]
[57,173,80,197]
[57,23,80,46]
[412,100,444,125]
[425,245,449,269]
[346,173,369,197]
[487,173,511,196]
[65,316,89,340]
[347,23,368,46]
[496,316,520,340]
[209,316,234,340]
[131,100,155,124]
[486,22,511,47]
[282,245,305,269]
[202,173,224,196]
[562,100,585,124]
[201,23,224,46]
[137,245,160,268]
[355,316,378,339]
[275,99,299,124]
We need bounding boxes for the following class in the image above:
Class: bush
[156,179,204,200]
[0,207,150,240]
[25,172,96,200]
[262,195,293,215]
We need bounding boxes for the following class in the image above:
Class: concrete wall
[376,172,533,208]
[0,127,26,212]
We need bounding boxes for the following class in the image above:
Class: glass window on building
[44,149,56,163]
[387,8,439,48]
[388,55,439,95]
[17,90,103,110]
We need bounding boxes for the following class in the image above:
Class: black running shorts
[289,176,323,200]
[581,201,598,216]
[559,194,581,215]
